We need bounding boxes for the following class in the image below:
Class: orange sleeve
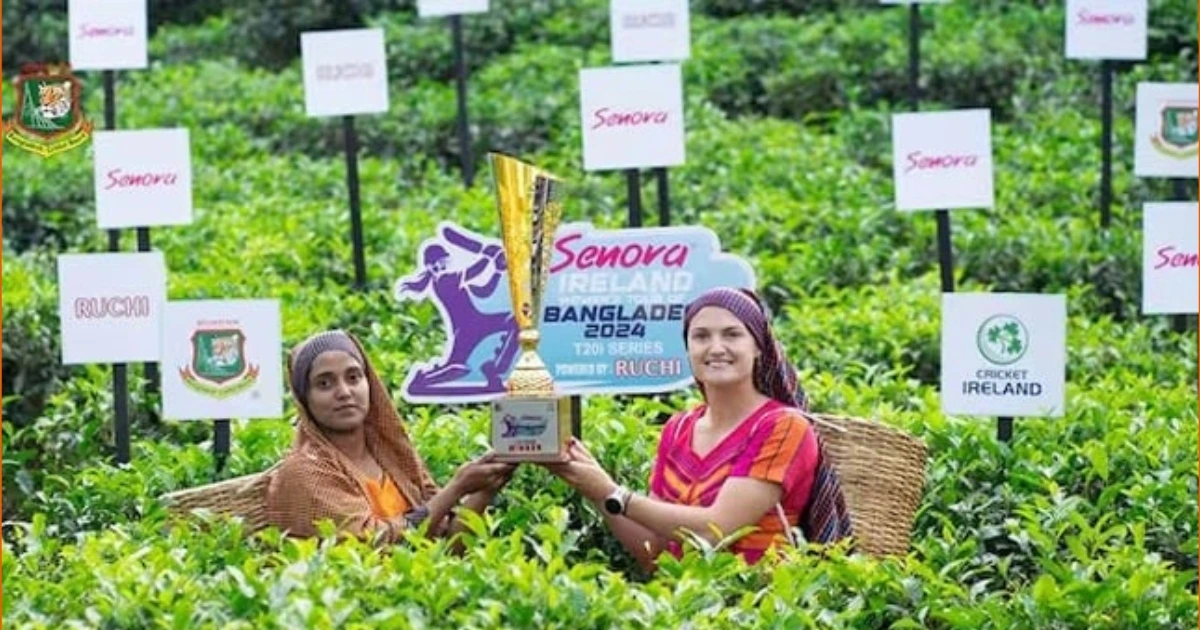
[746,414,809,484]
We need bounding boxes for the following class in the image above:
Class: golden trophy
[488,152,572,463]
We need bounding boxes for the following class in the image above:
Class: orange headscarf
[265,330,439,542]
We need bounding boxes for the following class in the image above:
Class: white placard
[1142,203,1198,314]
[161,300,284,420]
[418,0,488,17]
[580,65,685,171]
[891,109,994,211]
[301,29,389,118]
[58,252,166,365]
[1064,0,1148,60]
[93,129,193,229]
[68,0,148,70]
[611,0,690,63]
[1134,82,1199,178]
[941,293,1067,418]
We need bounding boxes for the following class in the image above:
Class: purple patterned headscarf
[682,287,808,411]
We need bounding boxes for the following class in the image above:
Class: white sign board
[161,300,284,420]
[301,29,389,118]
[580,65,685,171]
[68,0,148,70]
[418,0,488,17]
[1142,203,1198,314]
[611,0,690,63]
[1134,82,1199,178]
[1064,0,1148,60]
[93,128,193,229]
[941,293,1066,418]
[892,109,994,211]
[58,252,166,365]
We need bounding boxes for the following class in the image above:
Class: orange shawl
[264,332,440,543]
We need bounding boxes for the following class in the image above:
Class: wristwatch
[603,485,632,516]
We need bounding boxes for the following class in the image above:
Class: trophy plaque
[488,152,572,463]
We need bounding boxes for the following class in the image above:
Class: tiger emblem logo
[4,63,93,157]
[37,81,72,119]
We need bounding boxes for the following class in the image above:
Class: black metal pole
[626,169,642,227]
[343,115,367,291]
[936,211,955,292]
[907,4,920,110]
[655,167,670,226]
[997,417,1013,443]
[451,15,474,187]
[213,419,231,475]
[103,69,131,464]
[1100,60,1114,229]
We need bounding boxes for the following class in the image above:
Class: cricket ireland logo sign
[976,314,1029,366]
[1150,101,1199,158]
[179,327,260,398]
[3,63,93,157]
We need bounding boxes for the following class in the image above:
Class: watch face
[604,497,622,514]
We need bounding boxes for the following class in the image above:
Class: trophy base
[491,397,572,463]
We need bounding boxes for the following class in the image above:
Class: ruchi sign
[301,29,389,117]
[1142,203,1198,315]
[580,64,685,171]
[610,0,690,63]
[891,109,994,211]
[161,300,284,420]
[93,128,193,229]
[941,293,1066,418]
[393,221,754,403]
[418,0,488,17]
[57,252,166,364]
[1134,82,1199,178]
[68,0,148,70]
[1064,0,1148,60]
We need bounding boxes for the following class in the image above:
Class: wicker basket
[808,413,928,557]
[160,463,279,532]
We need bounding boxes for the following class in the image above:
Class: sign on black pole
[58,253,166,464]
[887,0,1007,441]
[301,28,390,291]
[160,299,283,476]
[418,1,488,187]
[71,0,149,461]
[941,294,1067,446]
[1064,0,1149,229]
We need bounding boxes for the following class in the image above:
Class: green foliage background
[2,0,1197,627]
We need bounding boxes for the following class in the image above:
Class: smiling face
[685,306,761,390]
[304,350,370,432]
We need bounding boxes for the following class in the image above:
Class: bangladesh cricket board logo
[179,328,260,398]
[976,314,1028,366]
[1151,101,1198,158]
[3,63,93,158]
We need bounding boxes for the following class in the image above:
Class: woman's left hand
[542,439,617,503]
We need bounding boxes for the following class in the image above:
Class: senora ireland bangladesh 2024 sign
[393,221,755,404]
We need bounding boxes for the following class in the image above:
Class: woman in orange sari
[266,330,514,543]
[545,287,852,571]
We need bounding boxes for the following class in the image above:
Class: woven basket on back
[160,463,280,532]
[808,413,928,557]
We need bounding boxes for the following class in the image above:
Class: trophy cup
[488,152,572,463]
